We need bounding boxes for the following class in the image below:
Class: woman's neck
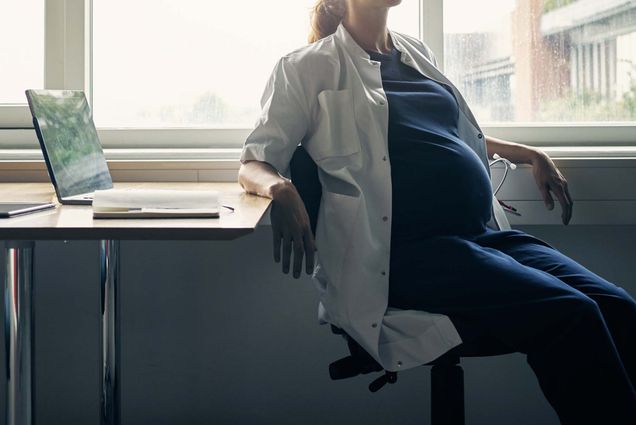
[343,5,392,54]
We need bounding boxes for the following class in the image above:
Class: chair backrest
[289,145,322,238]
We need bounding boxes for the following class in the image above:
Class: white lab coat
[240,23,510,372]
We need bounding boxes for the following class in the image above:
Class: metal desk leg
[99,240,120,425]
[4,241,35,425]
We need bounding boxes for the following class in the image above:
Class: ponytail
[308,0,346,43]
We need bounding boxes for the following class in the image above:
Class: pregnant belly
[390,137,493,240]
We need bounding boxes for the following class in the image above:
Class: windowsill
[1,145,636,161]
[0,148,246,185]
[1,146,636,226]
[0,147,244,162]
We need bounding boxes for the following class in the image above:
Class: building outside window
[444,0,636,123]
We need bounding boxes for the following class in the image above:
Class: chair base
[431,363,465,425]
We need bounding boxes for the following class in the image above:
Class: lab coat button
[382,216,388,222]
[381,270,386,276]
[379,100,386,106]
[372,323,378,328]
[397,361,403,367]
[382,156,387,161]
[478,133,483,139]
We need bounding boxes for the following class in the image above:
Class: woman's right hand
[270,181,316,279]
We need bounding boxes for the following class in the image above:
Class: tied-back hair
[308,0,346,43]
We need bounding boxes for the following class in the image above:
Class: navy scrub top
[367,47,494,242]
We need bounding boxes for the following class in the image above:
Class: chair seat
[425,336,515,366]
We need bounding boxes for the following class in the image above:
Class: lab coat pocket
[306,89,362,161]
[317,190,361,296]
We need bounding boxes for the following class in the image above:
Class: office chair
[289,145,516,425]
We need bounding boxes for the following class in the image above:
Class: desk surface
[0,182,271,240]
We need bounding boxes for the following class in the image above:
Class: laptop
[25,89,113,205]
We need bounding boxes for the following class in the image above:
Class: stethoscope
[489,153,519,215]
[489,153,517,196]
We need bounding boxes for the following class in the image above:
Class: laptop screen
[26,90,113,198]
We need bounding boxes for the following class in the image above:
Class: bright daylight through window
[443,0,636,123]
[4,0,636,131]
[0,0,44,104]
[92,0,418,128]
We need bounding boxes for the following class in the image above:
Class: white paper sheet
[93,189,219,211]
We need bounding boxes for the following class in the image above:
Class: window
[0,0,44,105]
[0,0,45,129]
[92,0,419,129]
[443,0,636,123]
[1,0,635,150]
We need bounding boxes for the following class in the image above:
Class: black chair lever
[368,371,398,393]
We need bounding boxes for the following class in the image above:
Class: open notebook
[92,189,220,218]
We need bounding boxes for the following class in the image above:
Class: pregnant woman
[238,1,636,423]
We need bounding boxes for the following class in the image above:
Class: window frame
[1,0,635,152]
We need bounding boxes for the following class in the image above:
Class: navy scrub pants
[388,228,636,425]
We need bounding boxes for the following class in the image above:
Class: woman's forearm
[485,135,544,165]
[238,160,295,200]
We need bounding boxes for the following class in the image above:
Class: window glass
[0,0,44,104]
[443,0,636,123]
[93,0,419,128]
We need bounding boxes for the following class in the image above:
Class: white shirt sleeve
[239,56,310,178]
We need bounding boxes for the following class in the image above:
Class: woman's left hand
[530,150,573,225]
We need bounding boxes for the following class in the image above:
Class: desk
[0,182,271,425]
